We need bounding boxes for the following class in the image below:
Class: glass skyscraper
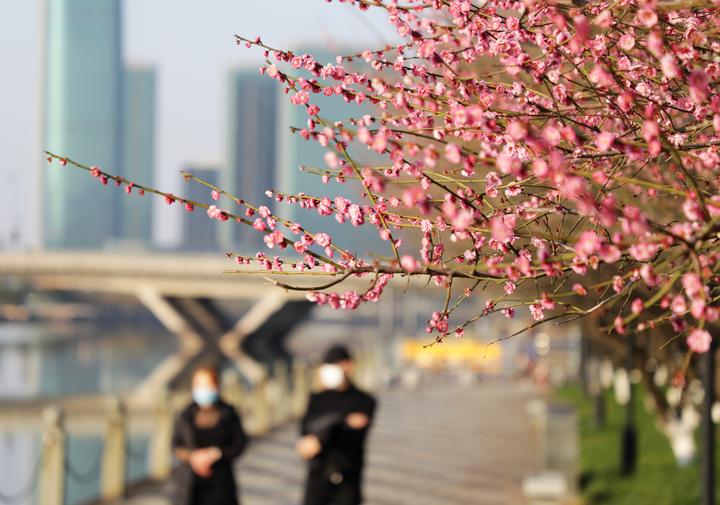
[121,65,156,247]
[222,70,278,254]
[42,0,123,249]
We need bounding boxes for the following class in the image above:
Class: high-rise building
[222,70,278,254]
[275,49,382,254]
[181,165,220,252]
[42,0,124,249]
[120,65,156,247]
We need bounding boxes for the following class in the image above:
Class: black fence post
[621,335,637,476]
[701,340,717,505]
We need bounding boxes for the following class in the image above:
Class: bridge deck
[113,383,540,505]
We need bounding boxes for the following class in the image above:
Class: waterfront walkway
[116,382,540,505]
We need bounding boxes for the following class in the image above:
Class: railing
[0,361,312,505]
[0,350,384,505]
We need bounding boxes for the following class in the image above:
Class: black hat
[323,344,352,364]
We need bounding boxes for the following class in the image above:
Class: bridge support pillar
[100,398,127,501]
[39,406,65,505]
[134,289,206,402]
[135,290,290,401]
[218,292,288,383]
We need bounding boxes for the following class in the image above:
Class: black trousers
[303,472,362,505]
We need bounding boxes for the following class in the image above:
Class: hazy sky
[0,0,396,248]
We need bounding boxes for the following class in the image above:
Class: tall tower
[121,65,156,247]
[222,69,278,254]
[42,0,123,249]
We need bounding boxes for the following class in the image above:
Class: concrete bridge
[0,251,427,402]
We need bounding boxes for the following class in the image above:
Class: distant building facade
[120,66,156,247]
[42,0,124,249]
[274,49,382,254]
[222,70,278,253]
[182,165,220,252]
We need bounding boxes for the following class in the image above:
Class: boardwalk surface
[118,382,540,505]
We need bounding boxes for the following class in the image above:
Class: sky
[0,0,397,248]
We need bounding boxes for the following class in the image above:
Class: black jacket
[301,384,377,483]
[172,400,248,505]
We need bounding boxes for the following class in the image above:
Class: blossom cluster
[245,0,720,351]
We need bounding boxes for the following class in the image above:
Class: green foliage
[556,385,707,505]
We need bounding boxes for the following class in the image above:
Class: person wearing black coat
[297,345,377,505]
[172,367,248,505]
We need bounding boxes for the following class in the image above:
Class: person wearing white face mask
[172,366,248,505]
[296,345,377,505]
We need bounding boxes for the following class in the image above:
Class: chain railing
[126,438,149,464]
[64,444,103,486]
[0,358,319,505]
[0,349,384,505]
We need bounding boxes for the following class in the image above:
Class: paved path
[118,382,540,505]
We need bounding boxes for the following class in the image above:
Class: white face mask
[318,364,345,390]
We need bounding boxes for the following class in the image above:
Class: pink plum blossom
[687,329,712,353]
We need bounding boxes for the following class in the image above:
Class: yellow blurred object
[402,338,503,373]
